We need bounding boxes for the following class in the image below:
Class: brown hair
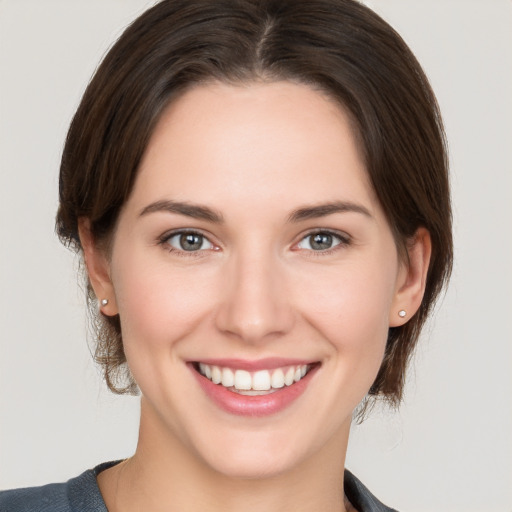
[56,0,452,407]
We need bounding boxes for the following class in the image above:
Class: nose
[214,250,295,344]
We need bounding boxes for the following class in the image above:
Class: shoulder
[0,480,72,512]
[0,462,117,512]
[344,469,400,512]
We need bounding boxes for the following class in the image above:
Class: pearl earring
[398,310,406,318]
[101,299,109,307]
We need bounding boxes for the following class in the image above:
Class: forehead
[131,81,377,218]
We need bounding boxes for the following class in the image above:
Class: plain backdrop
[0,1,511,511]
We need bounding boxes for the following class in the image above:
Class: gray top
[0,462,398,511]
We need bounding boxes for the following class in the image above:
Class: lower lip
[190,365,318,417]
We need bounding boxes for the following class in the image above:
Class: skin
[80,81,431,512]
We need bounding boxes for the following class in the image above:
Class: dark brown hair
[56,0,452,407]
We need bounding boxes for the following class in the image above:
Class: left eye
[166,232,214,252]
[296,232,344,251]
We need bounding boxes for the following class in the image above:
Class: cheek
[293,256,398,408]
[295,254,398,355]
[111,251,218,353]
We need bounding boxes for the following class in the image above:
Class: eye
[296,231,347,251]
[165,231,214,252]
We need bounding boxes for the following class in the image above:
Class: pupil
[311,233,332,250]
[180,233,202,251]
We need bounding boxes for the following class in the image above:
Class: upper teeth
[198,363,309,392]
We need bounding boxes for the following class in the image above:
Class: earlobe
[389,227,431,327]
[78,218,118,316]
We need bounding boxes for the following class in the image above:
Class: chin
[200,439,306,480]
[187,412,350,481]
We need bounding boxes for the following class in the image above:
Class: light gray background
[1,1,511,510]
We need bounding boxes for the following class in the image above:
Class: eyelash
[158,229,216,258]
[157,229,351,257]
[295,229,352,257]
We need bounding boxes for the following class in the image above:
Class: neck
[99,398,353,512]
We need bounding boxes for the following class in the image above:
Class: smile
[191,359,319,416]
[197,363,310,395]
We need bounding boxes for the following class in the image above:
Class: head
[57,0,452,421]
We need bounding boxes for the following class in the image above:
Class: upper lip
[189,357,318,371]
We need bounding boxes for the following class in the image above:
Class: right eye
[164,231,214,252]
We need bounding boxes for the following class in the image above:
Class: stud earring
[398,310,406,318]
[101,299,109,307]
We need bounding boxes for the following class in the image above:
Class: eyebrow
[139,200,224,223]
[288,201,372,222]
[139,199,371,224]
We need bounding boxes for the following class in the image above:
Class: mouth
[194,362,312,395]
[190,359,320,416]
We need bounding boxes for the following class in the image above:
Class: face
[95,82,411,478]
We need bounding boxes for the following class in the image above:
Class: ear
[78,218,118,316]
[389,227,431,327]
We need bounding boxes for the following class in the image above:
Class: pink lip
[189,362,319,417]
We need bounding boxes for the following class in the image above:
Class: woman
[0,0,452,510]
